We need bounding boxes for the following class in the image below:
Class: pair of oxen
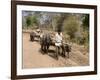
[30,32,71,60]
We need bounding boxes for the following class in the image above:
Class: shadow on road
[38,49,58,60]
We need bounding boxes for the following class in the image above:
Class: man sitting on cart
[55,30,65,59]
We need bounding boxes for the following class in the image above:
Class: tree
[55,13,67,32]
[32,16,39,28]
[63,15,80,39]
[26,16,32,28]
[32,16,38,24]
[82,14,89,30]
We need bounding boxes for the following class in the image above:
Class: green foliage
[25,16,38,29]
[82,14,89,30]
[32,16,38,26]
[81,14,89,50]
[64,15,79,39]
[26,16,32,28]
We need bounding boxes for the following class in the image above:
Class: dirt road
[22,33,89,69]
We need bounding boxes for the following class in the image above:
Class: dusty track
[22,33,89,68]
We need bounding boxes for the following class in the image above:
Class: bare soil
[22,33,89,69]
